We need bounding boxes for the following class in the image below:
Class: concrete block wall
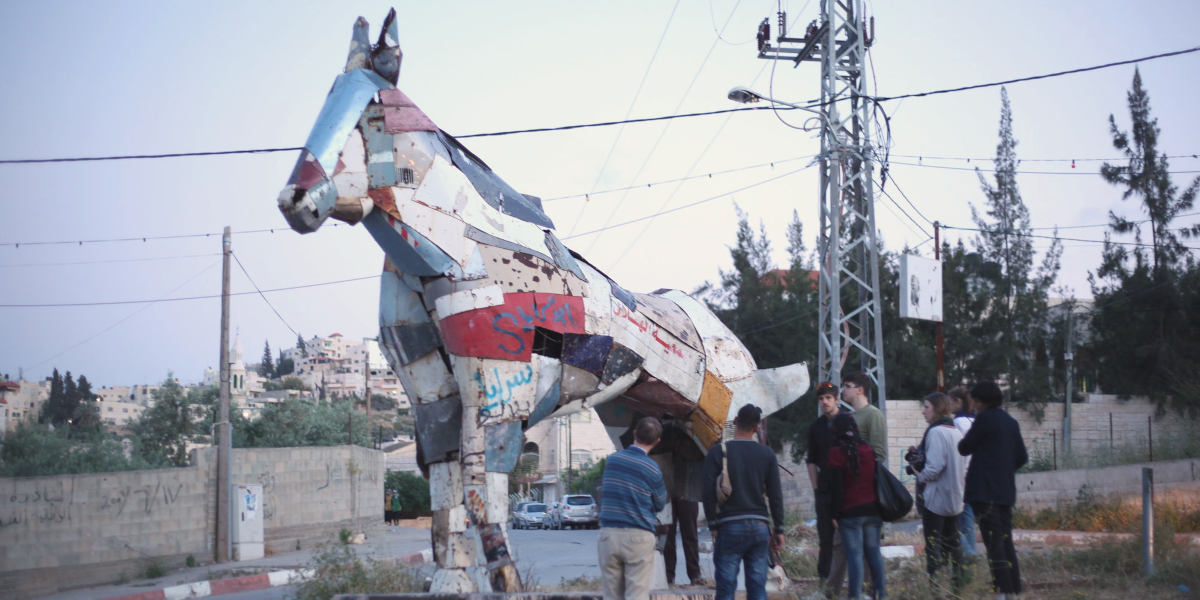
[1016,458,1200,510]
[1,445,384,599]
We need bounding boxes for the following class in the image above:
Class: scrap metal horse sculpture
[277,10,809,593]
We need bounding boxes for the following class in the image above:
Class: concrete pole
[1143,467,1154,577]
[216,226,232,563]
[1063,304,1074,454]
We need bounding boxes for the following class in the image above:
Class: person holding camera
[905,392,967,591]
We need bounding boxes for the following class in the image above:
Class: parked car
[511,502,548,530]
[557,494,599,529]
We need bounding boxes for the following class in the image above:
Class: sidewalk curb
[104,550,433,600]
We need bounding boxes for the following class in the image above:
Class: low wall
[1017,458,1200,511]
[0,445,383,599]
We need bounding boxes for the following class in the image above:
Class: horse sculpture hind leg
[277,10,809,593]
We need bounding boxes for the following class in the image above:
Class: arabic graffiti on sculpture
[492,295,578,354]
[476,364,535,415]
[613,304,686,359]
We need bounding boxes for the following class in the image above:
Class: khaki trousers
[598,527,657,600]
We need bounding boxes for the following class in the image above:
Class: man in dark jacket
[805,382,847,596]
[702,404,784,600]
[958,381,1028,599]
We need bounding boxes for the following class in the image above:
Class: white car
[557,494,599,529]
[511,502,548,530]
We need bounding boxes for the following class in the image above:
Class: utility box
[232,483,265,560]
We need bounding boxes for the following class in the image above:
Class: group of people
[593,375,1028,600]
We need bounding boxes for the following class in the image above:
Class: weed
[185,555,196,568]
[141,560,166,579]
[338,528,352,544]
[1014,492,1200,533]
[546,574,601,591]
[293,542,424,600]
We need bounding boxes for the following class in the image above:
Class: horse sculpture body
[278,10,809,593]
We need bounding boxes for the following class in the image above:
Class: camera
[903,448,925,475]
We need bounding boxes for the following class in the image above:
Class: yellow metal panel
[691,371,732,450]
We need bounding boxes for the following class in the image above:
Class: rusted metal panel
[621,377,699,418]
[380,89,439,133]
[391,130,450,191]
[431,517,475,568]
[462,359,539,425]
[434,284,506,319]
[602,344,645,385]
[476,245,589,296]
[420,275,496,313]
[632,292,703,353]
[561,333,613,376]
[608,297,704,403]
[478,522,514,570]
[661,290,757,381]
[428,461,464,511]
[414,395,462,463]
[484,421,522,472]
[691,371,733,451]
[439,292,585,361]
[577,262,614,333]
[429,568,474,593]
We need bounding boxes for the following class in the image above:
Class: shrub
[293,542,424,600]
[384,470,431,517]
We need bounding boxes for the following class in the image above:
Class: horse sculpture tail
[726,362,811,423]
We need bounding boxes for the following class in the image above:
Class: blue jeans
[713,519,770,600]
[958,502,977,556]
[839,515,886,599]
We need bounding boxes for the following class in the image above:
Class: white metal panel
[725,362,811,420]
[429,462,464,511]
[332,128,368,201]
[413,156,552,257]
[609,297,704,402]
[434,284,506,319]
[577,261,614,334]
[475,244,589,296]
[394,192,487,279]
[395,351,458,403]
[484,472,511,523]
[463,358,540,426]
[661,290,756,381]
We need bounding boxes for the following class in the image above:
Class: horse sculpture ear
[345,17,371,73]
[370,8,401,84]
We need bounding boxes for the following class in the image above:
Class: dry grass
[1015,486,1200,533]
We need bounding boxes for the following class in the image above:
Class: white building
[0,378,49,432]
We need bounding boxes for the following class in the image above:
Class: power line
[4,45,1197,166]
[0,252,220,268]
[232,251,299,336]
[939,224,1200,251]
[564,165,811,240]
[889,152,1200,164]
[873,46,1200,102]
[0,224,346,249]
[888,159,1200,176]
[0,274,380,308]
[544,154,817,202]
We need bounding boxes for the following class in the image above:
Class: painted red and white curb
[106,550,433,600]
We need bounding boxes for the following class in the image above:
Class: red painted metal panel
[440,292,585,360]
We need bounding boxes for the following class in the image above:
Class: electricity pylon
[756,0,887,412]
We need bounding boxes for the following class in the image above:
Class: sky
[1,1,1198,388]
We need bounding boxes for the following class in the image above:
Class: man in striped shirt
[598,416,668,600]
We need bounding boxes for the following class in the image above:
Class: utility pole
[364,341,372,446]
[216,226,232,563]
[757,0,887,411]
[1063,302,1075,454]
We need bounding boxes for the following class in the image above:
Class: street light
[727,86,826,131]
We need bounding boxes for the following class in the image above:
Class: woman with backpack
[827,413,887,600]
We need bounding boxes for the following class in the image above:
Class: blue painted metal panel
[562,334,613,377]
[362,211,462,278]
[484,421,523,472]
[527,378,561,427]
[381,322,442,365]
[601,344,644,385]
[544,231,586,281]
[435,131,555,229]
[303,69,390,177]
[362,107,398,188]
[380,269,432,327]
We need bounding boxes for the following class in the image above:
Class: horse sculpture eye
[291,189,306,206]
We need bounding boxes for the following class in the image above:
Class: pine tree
[40,369,66,425]
[970,87,1062,413]
[1088,69,1200,414]
[71,374,102,435]
[297,333,308,358]
[260,341,275,378]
